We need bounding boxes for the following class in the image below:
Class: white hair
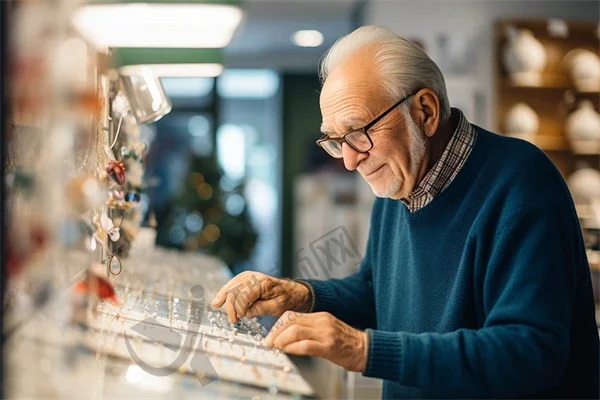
[319,25,451,123]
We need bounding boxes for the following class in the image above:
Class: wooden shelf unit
[495,19,600,179]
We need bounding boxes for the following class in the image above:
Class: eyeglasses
[316,92,416,159]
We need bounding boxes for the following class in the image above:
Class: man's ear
[412,88,440,137]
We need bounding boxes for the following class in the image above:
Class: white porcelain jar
[568,167,600,204]
[504,102,539,140]
[503,28,547,86]
[567,49,600,92]
[565,101,600,153]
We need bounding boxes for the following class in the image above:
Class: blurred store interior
[2,1,600,399]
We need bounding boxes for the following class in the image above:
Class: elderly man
[213,26,599,399]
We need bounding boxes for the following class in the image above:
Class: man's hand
[212,271,312,324]
[265,311,369,372]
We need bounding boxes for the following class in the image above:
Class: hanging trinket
[100,213,121,242]
[110,190,125,200]
[124,192,140,203]
[89,232,123,276]
[120,146,135,160]
[106,253,123,275]
[105,160,126,185]
[73,270,118,304]
[120,142,147,161]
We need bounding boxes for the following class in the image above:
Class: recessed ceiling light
[292,30,324,48]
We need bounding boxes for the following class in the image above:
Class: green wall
[281,73,322,278]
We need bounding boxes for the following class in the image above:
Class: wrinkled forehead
[319,66,387,135]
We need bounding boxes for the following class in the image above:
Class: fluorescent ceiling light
[72,3,242,48]
[120,63,223,77]
[114,48,224,77]
[292,30,324,47]
[217,69,279,99]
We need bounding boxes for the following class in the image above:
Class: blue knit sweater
[305,127,599,399]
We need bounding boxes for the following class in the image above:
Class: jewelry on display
[74,270,118,303]
[120,144,146,161]
[106,160,126,185]
[91,210,125,276]
[106,188,141,209]
[91,234,123,276]
[106,253,123,276]
[124,192,141,203]
[99,213,123,242]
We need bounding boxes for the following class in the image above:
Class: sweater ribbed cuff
[296,279,341,314]
[362,329,404,382]
[293,279,316,313]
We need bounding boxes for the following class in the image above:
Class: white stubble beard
[368,113,427,199]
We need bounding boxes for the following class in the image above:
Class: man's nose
[342,143,368,171]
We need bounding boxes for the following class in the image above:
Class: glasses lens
[346,131,371,152]
[320,140,343,158]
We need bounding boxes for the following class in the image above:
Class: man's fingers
[272,324,318,349]
[225,290,239,323]
[212,291,227,308]
[212,276,244,307]
[265,311,313,346]
[233,279,263,319]
[281,339,325,357]
[246,298,282,318]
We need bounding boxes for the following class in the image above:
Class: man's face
[319,51,425,200]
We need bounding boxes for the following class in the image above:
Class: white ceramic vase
[568,167,600,204]
[504,102,539,141]
[565,101,600,153]
[503,28,547,86]
[567,49,600,92]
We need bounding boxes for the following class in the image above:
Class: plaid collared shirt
[401,108,477,213]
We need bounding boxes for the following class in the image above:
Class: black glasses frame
[316,91,417,158]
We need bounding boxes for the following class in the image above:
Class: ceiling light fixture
[72,1,243,48]
[292,30,324,48]
[114,48,224,78]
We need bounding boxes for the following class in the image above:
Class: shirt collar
[400,108,477,212]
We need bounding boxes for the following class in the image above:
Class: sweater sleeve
[298,254,377,330]
[363,203,579,398]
